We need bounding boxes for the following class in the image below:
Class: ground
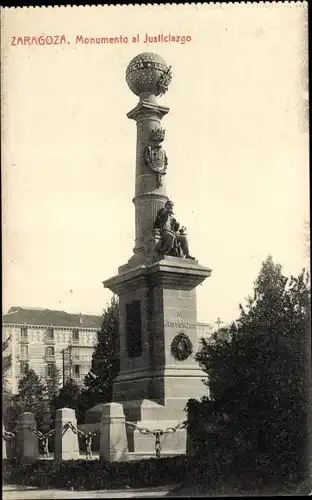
[3,485,174,499]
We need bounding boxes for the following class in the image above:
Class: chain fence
[4,425,56,458]
[125,420,187,458]
[3,430,15,440]
[30,426,56,458]
[3,429,16,458]
[3,419,187,459]
[64,422,101,459]
[2,423,100,459]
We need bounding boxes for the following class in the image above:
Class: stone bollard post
[16,412,39,461]
[100,403,128,462]
[54,407,80,460]
[3,422,7,459]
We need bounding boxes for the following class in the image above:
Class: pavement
[3,485,175,499]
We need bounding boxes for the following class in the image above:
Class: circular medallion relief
[171,332,193,361]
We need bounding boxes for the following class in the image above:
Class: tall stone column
[119,53,172,271]
[128,96,169,257]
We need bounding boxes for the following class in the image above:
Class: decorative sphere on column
[126,52,172,97]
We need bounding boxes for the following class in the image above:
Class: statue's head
[165,200,174,213]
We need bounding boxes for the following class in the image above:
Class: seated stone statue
[153,200,195,259]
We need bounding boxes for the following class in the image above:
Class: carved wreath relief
[171,332,193,361]
[144,127,168,188]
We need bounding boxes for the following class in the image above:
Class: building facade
[2,307,102,394]
[2,306,213,395]
[197,322,214,340]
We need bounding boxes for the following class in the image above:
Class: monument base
[113,366,208,415]
[105,257,211,406]
[103,255,211,460]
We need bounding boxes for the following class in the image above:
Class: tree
[45,364,61,429]
[196,256,310,485]
[197,322,238,399]
[46,364,61,399]
[2,336,12,408]
[47,377,82,439]
[51,377,81,413]
[82,295,119,412]
[3,336,12,376]
[6,368,51,433]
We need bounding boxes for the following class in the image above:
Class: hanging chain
[13,424,56,458]
[125,420,187,458]
[64,421,100,459]
[3,430,15,441]
[39,428,56,458]
[5,422,100,459]
[4,420,187,460]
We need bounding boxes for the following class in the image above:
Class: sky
[2,3,309,325]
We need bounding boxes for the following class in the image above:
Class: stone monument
[103,53,211,456]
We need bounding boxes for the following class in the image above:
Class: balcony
[45,354,55,362]
[44,327,55,344]
[70,327,80,345]
[45,336,55,344]
[19,355,29,362]
[20,326,29,343]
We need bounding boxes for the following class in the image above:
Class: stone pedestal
[54,407,80,460]
[16,412,39,461]
[104,256,211,457]
[105,257,210,411]
[100,403,128,462]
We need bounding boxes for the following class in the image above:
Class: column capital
[127,100,169,121]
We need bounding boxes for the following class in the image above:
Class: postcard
[1,2,310,498]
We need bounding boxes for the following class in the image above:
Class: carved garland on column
[171,332,193,361]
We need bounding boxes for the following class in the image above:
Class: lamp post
[61,349,65,387]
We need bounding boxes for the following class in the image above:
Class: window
[71,347,80,360]
[46,363,56,378]
[20,344,28,360]
[46,346,55,357]
[72,329,79,343]
[46,327,54,341]
[20,325,28,341]
[20,362,29,376]
[125,300,142,358]
[73,365,80,377]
